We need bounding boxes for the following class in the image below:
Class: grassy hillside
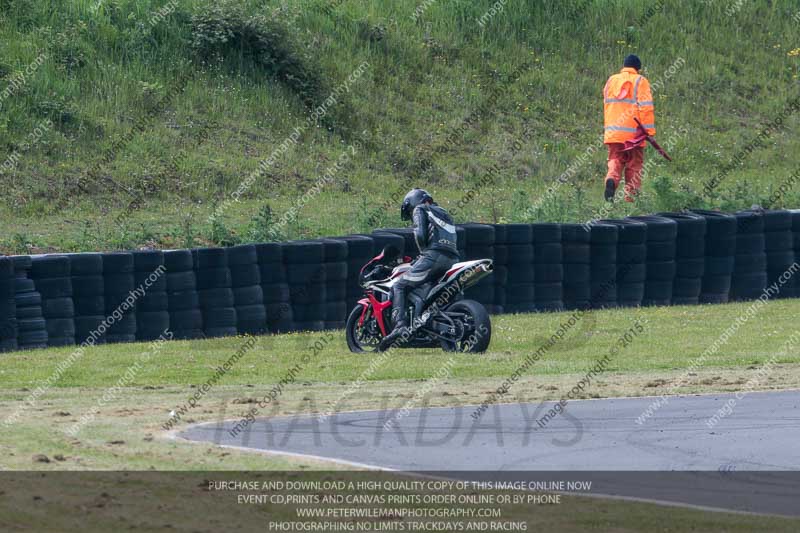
[1,0,799,252]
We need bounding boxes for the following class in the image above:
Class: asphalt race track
[181,390,800,516]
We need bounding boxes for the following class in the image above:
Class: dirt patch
[232,397,257,404]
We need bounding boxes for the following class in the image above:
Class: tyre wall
[11,255,48,350]
[165,249,203,340]
[598,219,646,308]
[502,224,536,314]
[561,224,591,311]
[531,223,564,312]
[228,244,266,336]
[657,212,707,306]
[1,209,798,351]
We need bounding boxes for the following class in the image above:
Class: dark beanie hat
[623,54,642,71]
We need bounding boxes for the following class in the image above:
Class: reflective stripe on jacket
[412,204,458,255]
[603,67,655,144]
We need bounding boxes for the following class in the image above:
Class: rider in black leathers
[378,188,459,350]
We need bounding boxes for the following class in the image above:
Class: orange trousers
[605,143,644,202]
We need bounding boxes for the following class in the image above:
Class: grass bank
[1,1,799,252]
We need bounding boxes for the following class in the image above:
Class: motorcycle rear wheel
[345,305,382,353]
[441,299,492,353]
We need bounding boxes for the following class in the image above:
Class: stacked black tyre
[368,230,405,299]
[599,219,647,308]
[228,244,266,335]
[503,224,536,313]
[627,215,678,307]
[0,257,18,352]
[32,255,75,347]
[380,229,417,261]
[730,210,767,301]
[690,210,737,304]
[165,249,203,340]
[657,213,707,305]
[561,224,591,310]
[761,210,795,298]
[455,225,467,261]
[133,250,169,341]
[195,248,237,338]
[284,240,326,332]
[490,225,508,314]
[321,239,349,329]
[371,231,406,261]
[256,243,292,333]
[334,235,375,312]
[69,253,105,345]
[531,223,563,312]
[589,223,618,308]
[103,252,137,343]
[12,256,48,350]
[460,224,496,311]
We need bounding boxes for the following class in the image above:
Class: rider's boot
[378,308,409,351]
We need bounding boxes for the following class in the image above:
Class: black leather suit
[390,203,459,328]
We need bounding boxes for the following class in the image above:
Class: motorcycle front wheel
[345,305,383,353]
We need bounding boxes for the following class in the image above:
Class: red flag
[624,118,672,161]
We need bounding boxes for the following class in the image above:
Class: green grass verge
[1,299,798,389]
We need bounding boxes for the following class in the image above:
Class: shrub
[190,1,327,109]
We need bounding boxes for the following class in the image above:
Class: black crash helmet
[400,188,433,221]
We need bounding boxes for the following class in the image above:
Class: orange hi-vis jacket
[603,67,655,144]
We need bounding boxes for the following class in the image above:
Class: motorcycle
[345,245,493,353]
